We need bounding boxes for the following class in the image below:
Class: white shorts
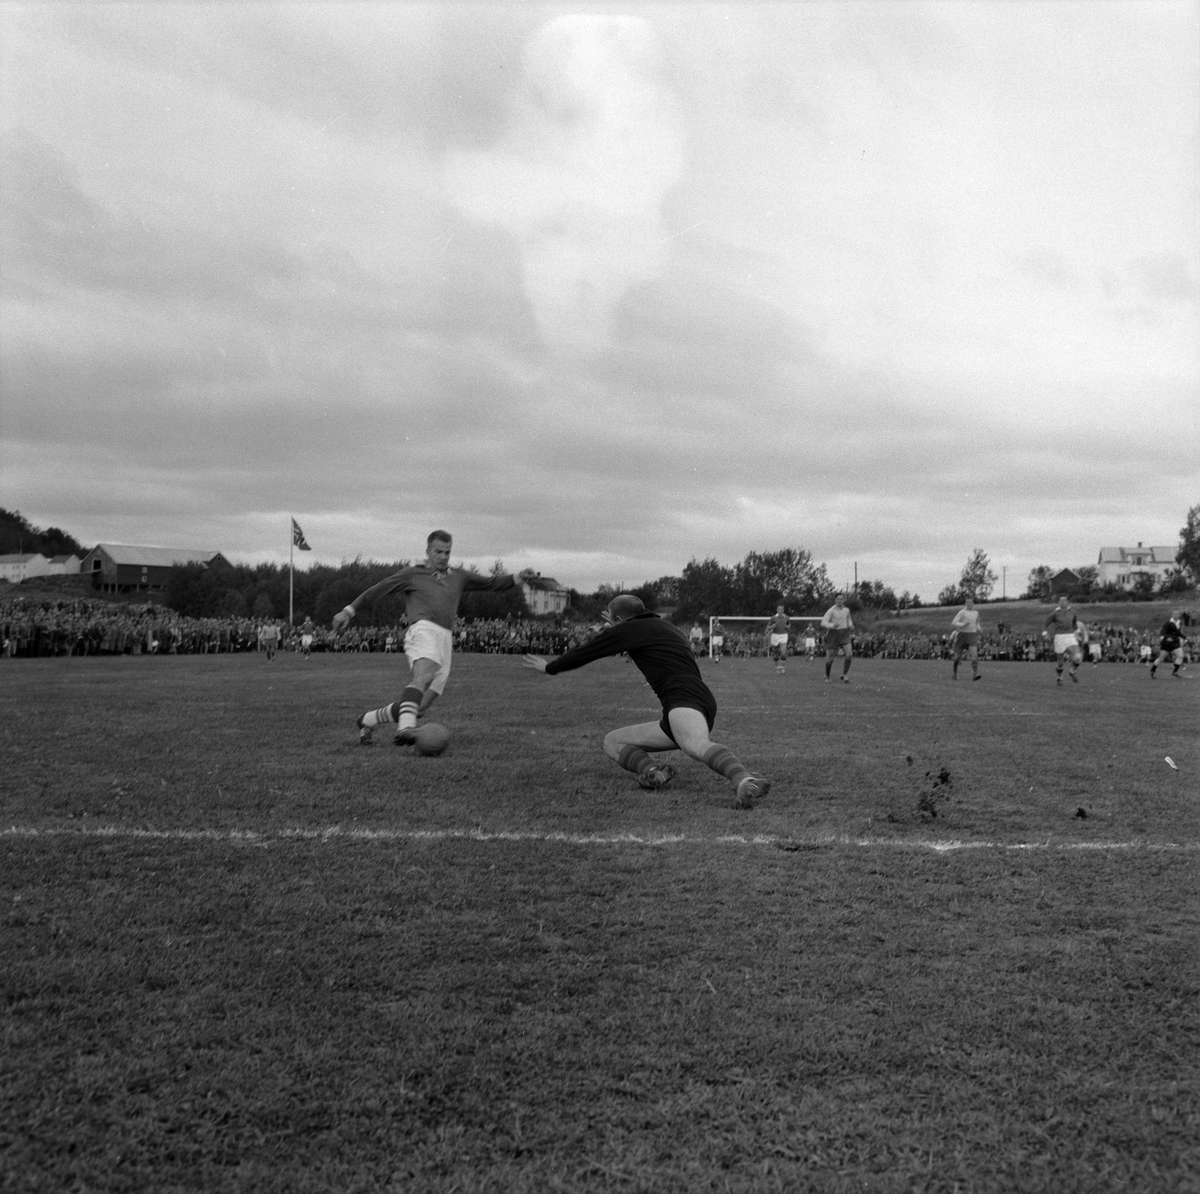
[1053,634,1080,657]
[301,635,313,648]
[770,633,788,649]
[405,620,453,694]
[711,635,724,648]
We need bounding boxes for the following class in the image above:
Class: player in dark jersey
[522,594,771,808]
[333,530,534,745]
[1042,595,1082,685]
[766,605,790,674]
[1150,612,1187,679]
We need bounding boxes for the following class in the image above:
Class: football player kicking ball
[522,594,771,809]
[333,530,534,745]
[1042,594,1082,686]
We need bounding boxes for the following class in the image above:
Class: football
[414,722,450,756]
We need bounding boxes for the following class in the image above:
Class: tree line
[0,508,84,559]
[8,502,1196,621]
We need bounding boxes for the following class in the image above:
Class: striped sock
[361,701,399,729]
[396,686,423,731]
[702,745,750,787]
[617,745,653,775]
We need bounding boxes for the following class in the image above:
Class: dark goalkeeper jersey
[1160,620,1183,651]
[349,565,517,629]
[545,612,717,715]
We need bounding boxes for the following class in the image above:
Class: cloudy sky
[2,2,1197,600]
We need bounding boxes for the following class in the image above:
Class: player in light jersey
[1042,595,1082,685]
[258,621,280,662]
[766,605,790,673]
[522,594,770,808]
[949,596,982,681]
[688,622,705,658]
[820,594,855,683]
[333,530,534,745]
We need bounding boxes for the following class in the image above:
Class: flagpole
[289,518,294,626]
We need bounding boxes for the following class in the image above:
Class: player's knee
[602,730,626,760]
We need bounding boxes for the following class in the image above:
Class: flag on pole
[291,518,312,551]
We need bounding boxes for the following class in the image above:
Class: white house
[1096,543,1177,589]
[521,573,570,617]
[0,553,84,584]
[0,553,55,584]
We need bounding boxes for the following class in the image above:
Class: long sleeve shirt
[349,565,517,629]
[545,613,714,712]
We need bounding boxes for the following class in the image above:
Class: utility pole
[1002,565,1007,600]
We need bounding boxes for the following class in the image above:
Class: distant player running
[766,605,790,674]
[820,594,855,683]
[258,621,280,662]
[950,596,982,681]
[333,530,534,745]
[522,594,770,808]
[1150,612,1187,679]
[1042,595,1082,685]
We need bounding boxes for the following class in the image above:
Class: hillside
[862,595,1196,638]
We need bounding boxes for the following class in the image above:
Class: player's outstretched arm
[522,654,549,673]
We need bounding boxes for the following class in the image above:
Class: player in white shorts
[334,530,534,745]
[803,626,817,659]
[766,606,790,674]
[1042,595,1082,685]
[710,619,726,662]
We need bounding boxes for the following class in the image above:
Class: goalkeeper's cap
[606,594,646,622]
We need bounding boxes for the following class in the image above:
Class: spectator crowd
[0,596,1182,666]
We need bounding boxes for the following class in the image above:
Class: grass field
[3,652,1197,1193]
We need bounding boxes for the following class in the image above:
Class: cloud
[444,15,684,352]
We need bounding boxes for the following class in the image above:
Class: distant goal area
[704,615,823,659]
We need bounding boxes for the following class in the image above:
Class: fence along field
[3,652,1197,1192]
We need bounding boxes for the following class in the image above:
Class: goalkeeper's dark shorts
[657,680,718,742]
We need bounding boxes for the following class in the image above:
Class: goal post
[707,615,823,659]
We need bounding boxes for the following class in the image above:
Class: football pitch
[3,654,1197,1192]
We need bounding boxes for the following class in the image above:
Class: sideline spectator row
[0,597,1174,664]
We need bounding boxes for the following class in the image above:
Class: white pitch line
[2,825,1195,852]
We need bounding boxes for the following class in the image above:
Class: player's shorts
[954,632,979,650]
[404,620,453,694]
[1053,633,1080,656]
[658,694,718,743]
[825,629,853,651]
[301,635,314,649]
[1088,643,1101,660]
[710,635,724,648]
[770,633,788,650]
[804,638,816,652]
